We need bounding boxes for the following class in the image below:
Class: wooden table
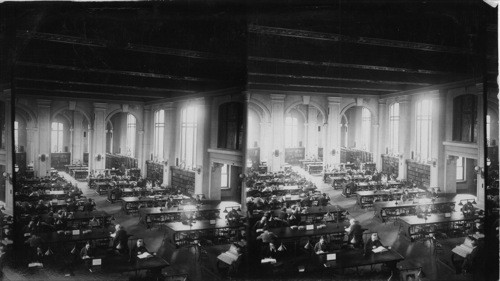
[356,188,426,208]
[373,197,456,222]
[38,228,113,249]
[73,169,89,181]
[318,247,404,271]
[398,212,481,241]
[104,254,169,275]
[164,219,245,248]
[307,164,323,175]
[139,201,241,228]
[121,196,190,214]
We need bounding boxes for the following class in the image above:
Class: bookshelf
[406,161,431,188]
[170,167,195,195]
[381,155,399,177]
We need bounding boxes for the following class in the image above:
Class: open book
[217,244,241,265]
[137,252,153,259]
[452,237,474,258]
[261,258,277,264]
[372,246,388,253]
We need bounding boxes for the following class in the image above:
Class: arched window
[416,98,432,161]
[14,121,19,152]
[389,103,400,155]
[154,110,165,161]
[126,114,136,157]
[180,105,198,169]
[453,94,477,143]
[51,122,64,153]
[361,108,371,151]
[285,116,299,148]
[218,102,244,150]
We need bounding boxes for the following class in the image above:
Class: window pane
[456,157,464,180]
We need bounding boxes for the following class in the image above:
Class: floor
[4,168,477,281]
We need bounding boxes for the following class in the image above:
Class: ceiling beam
[15,77,197,95]
[248,82,397,93]
[249,56,454,75]
[248,72,431,87]
[15,87,161,101]
[15,61,214,82]
[16,30,240,62]
[249,25,473,55]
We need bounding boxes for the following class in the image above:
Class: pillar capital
[93,102,107,111]
[270,94,286,102]
[37,99,51,107]
[327,96,341,105]
[396,95,411,104]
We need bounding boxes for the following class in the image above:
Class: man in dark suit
[364,233,384,256]
[462,238,485,280]
[345,219,364,249]
[112,224,129,255]
[80,241,96,272]
[129,238,149,263]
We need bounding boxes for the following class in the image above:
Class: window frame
[285,115,300,148]
[126,114,136,157]
[153,109,165,161]
[180,105,198,170]
[51,122,64,153]
[415,98,432,162]
[221,164,230,190]
[388,102,400,155]
[456,156,466,182]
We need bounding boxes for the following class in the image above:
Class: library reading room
[0,1,498,281]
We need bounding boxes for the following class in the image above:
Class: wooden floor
[4,169,478,281]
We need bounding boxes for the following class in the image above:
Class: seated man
[130,238,150,263]
[318,193,330,206]
[364,233,384,256]
[313,236,328,254]
[80,241,96,272]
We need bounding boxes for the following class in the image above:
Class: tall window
[154,110,165,161]
[486,114,491,147]
[361,108,371,151]
[14,121,19,152]
[180,105,198,169]
[126,114,136,157]
[389,103,400,155]
[416,98,432,161]
[285,116,299,148]
[453,95,477,143]
[456,157,465,181]
[51,122,64,153]
[221,164,229,189]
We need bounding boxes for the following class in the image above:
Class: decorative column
[72,112,83,164]
[137,129,144,172]
[270,94,285,172]
[476,83,485,209]
[377,99,387,170]
[69,127,74,164]
[37,99,51,177]
[307,105,318,158]
[197,98,212,197]
[164,103,176,185]
[429,91,445,188]
[259,121,271,164]
[445,155,458,194]
[26,126,36,166]
[87,128,94,172]
[142,105,152,178]
[92,103,107,171]
[326,97,341,166]
[398,95,411,179]
[4,90,13,214]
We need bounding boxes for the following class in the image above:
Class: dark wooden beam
[16,87,154,101]
[16,30,240,62]
[15,61,215,82]
[15,77,197,96]
[249,25,473,55]
[249,56,454,75]
[248,72,431,87]
[248,82,395,94]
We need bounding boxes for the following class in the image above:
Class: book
[217,244,241,265]
[137,252,153,259]
[261,258,276,264]
[28,262,43,268]
[372,246,388,253]
[452,237,475,258]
